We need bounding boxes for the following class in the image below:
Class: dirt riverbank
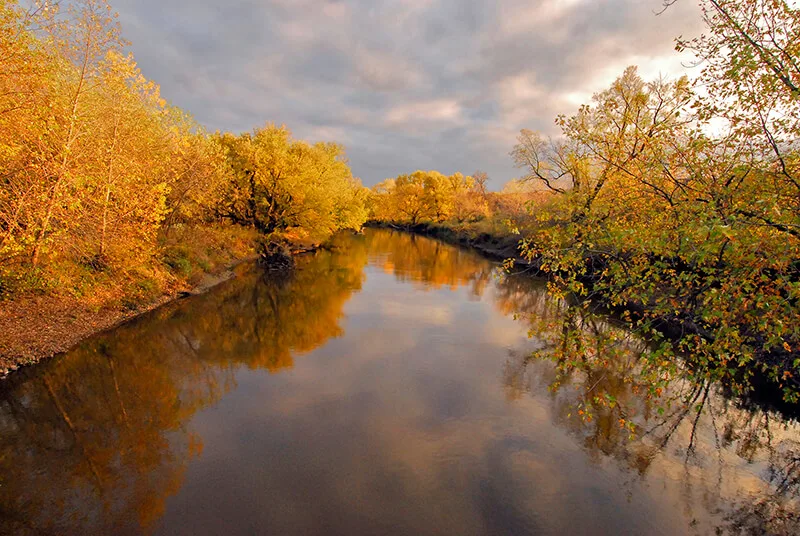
[0,258,255,377]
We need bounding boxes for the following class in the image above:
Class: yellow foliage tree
[216,124,367,245]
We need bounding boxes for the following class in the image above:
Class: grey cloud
[111,0,705,188]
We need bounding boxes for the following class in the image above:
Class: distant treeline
[368,170,549,231]
[370,0,799,402]
[0,0,368,301]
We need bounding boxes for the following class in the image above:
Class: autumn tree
[369,170,489,225]
[0,0,368,306]
[30,0,125,266]
[0,1,58,267]
[216,124,367,244]
[446,172,489,223]
[673,0,800,239]
[73,50,173,267]
[511,57,799,400]
[161,110,228,231]
[471,171,489,200]
[492,179,545,220]
[391,173,434,225]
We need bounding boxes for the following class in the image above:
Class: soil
[0,259,252,377]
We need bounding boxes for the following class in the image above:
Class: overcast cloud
[111,0,705,187]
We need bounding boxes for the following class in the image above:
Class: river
[1,228,798,535]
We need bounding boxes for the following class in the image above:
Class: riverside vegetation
[0,0,799,532]
[0,0,368,368]
[6,229,799,535]
[369,0,800,405]
[1,0,798,407]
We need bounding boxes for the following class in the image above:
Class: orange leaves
[369,170,490,227]
[217,124,368,244]
[1,1,368,301]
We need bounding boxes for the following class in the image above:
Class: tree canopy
[0,0,367,301]
[509,0,800,402]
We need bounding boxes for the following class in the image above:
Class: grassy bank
[0,223,258,375]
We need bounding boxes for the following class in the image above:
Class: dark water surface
[1,229,798,535]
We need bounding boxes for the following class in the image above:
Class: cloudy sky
[111,0,705,188]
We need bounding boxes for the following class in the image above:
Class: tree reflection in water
[364,229,492,296]
[0,229,798,535]
[496,271,800,534]
[0,236,369,535]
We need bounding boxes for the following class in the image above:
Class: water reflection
[363,229,492,295]
[0,238,368,535]
[496,272,800,533]
[0,229,797,535]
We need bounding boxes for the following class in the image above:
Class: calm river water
[1,229,798,535]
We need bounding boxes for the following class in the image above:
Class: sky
[111,0,706,188]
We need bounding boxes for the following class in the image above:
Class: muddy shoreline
[0,256,258,378]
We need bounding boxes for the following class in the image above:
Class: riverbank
[0,225,342,377]
[0,224,261,376]
[0,264,238,375]
[368,219,800,408]
[366,221,535,268]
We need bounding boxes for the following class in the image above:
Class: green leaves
[510,17,800,401]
